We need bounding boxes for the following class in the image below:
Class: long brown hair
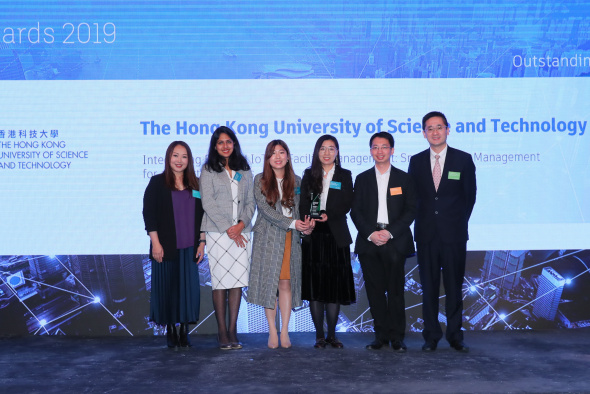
[260,140,295,209]
[164,141,199,191]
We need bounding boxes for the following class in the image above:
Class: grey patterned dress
[247,173,302,309]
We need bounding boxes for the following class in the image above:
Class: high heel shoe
[179,323,192,348]
[267,331,279,349]
[280,332,291,349]
[166,324,179,348]
[228,331,242,349]
[217,334,232,350]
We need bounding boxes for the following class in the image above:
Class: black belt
[376,222,388,230]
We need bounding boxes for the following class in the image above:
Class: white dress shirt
[277,178,296,229]
[429,145,448,173]
[320,165,335,211]
[375,165,391,224]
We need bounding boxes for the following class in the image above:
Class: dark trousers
[358,243,406,343]
[416,238,466,344]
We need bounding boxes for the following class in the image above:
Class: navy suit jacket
[408,146,476,244]
[299,166,354,248]
[351,165,417,256]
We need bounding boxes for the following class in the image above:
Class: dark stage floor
[1,329,589,393]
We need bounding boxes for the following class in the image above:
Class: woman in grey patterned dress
[248,140,313,348]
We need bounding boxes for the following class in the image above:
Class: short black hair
[422,111,448,130]
[369,132,394,148]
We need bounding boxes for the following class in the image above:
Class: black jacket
[351,165,417,256]
[142,173,204,262]
[299,166,353,248]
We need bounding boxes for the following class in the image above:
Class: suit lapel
[325,166,340,208]
[220,168,232,193]
[437,147,452,193]
[236,170,244,199]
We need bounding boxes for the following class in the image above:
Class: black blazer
[299,166,353,248]
[407,146,476,244]
[351,165,417,256]
[142,173,204,262]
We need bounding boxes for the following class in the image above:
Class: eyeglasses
[319,147,337,153]
[424,125,447,133]
[370,145,391,151]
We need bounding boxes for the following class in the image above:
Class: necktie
[433,155,441,191]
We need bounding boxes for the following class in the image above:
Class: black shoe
[166,324,179,348]
[392,340,407,353]
[366,340,387,350]
[314,338,327,349]
[325,337,344,349]
[179,324,192,348]
[450,341,469,353]
[422,341,437,352]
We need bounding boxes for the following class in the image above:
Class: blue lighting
[565,279,572,285]
[470,286,476,292]
[93,296,101,304]
[499,313,506,320]
[40,319,47,326]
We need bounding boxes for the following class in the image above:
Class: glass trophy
[310,193,322,219]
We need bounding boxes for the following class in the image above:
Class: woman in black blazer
[300,135,355,348]
[143,141,205,348]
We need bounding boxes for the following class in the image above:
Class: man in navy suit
[408,111,476,353]
[351,132,416,352]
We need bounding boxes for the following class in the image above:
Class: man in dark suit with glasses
[408,111,477,353]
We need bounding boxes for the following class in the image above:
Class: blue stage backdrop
[1,1,589,336]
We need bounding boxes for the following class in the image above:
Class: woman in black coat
[143,141,205,348]
[300,135,355,348]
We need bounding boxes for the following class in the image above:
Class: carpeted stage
[2,329,589,393]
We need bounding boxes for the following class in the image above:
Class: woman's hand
[295,215,313,232]
[227,221,245,239]
[152,242,164,263]
[232,234,248,248]
[316,213,328,222]
[227,222,248,248]
[196,242,206,264]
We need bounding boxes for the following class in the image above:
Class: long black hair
[204,126,250,173]
[307,135,341,195]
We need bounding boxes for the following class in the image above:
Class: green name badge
[329,181,341,190]
[295,187,301,195]
[448,171,461,180]
[192,190,201,199]
[233,172,242,182]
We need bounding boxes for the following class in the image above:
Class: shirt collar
[323,165,336,177]
[374,165,391,177]
[430,145,448,160]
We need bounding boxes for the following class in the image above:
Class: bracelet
[198,239,206,244]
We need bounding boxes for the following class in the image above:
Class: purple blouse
[171,189,195,249]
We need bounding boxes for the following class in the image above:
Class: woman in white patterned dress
[200,126,255,349]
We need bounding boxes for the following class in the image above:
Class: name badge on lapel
[233,172,242,182]
[448,171,460,180]
[295,187,301,195]
[329,181,341,190]
[192,190,201,199]
[390,187,402,196]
